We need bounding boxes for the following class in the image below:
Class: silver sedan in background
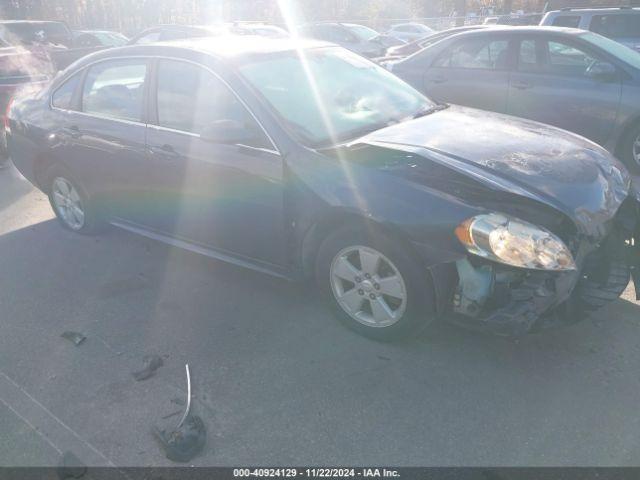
[389,26,640,172]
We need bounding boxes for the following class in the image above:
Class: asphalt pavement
[1,164,640,467]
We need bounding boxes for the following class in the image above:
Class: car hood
[351,105,631,237]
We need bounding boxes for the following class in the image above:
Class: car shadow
[2,218,640,465]
[1,217,638,367]
[0,163,36,213]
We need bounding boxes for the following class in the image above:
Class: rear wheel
[316,226,436,341]
[620,122,640,174]
[47,165,104,234]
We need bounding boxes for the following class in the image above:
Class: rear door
[53,58,149,215]
[507,35,621,145]
[422,34,514,113]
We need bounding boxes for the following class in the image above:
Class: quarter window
[82,60,147,121]
[52,73,80,110]
[551,15,581,28]
[156,60,272,149]
[435,38,510,70]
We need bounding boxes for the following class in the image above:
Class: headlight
[454,213,576,271]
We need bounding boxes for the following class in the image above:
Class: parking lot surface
[1,165,640,467]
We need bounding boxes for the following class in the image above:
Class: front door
[141,59,286,267]
[507,36,622,145]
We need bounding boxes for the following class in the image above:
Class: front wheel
[316,226,436,341]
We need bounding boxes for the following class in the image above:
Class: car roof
[548,7,640,14]
[446,25,587,36]
[77,35,331,65]
[0,20,67,25]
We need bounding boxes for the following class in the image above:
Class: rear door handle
[430,76,447,84]
[512,81,532,90]
[63,125,81,139]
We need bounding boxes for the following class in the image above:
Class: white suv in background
[541,7,640,51]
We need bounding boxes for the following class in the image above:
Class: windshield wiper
[413,103,449,119]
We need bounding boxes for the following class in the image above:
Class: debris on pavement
[60,331,86,346]
[131,354,163,381]
[176,364,192,429]
[56,451,87,479]
[154,414,207,462]
[153,364,206,462]
[161,410,182,420]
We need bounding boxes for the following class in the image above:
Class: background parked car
[0,20,74,48]
[386,23,435,42]
[128,25,225,44]
[296,22,403,57]
[228,22,289,38]
[390,26,640,171]
[73,30,129,48]
[382,25,490,60]
[128,23,288,44]
[541,7,640,52]
[0,47,51,166]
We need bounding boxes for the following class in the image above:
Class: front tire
[46,165,104,234]
[315,226,436,341]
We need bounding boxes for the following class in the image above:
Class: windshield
[580,31,640,70]
[344,24,379,41]
[239,47,434,147]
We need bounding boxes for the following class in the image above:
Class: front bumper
[449,201,640,336]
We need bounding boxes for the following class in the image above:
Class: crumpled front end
[449,197,640,336]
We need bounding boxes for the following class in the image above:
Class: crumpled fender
[629,179,640,300]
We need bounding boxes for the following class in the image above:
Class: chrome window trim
[49,54,281,155]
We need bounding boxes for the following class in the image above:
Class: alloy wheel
[329,245,407,328]
[633,133,640,168]
[52,177,85,230]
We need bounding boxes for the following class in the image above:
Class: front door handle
[512,81,532,90]
[429,76,447,84]
[149,144,181,159]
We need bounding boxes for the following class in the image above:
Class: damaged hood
[353,105,631,236]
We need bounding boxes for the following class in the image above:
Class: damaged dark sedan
[6,36,640,340]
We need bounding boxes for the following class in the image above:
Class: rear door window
[590,14,640,37]
[435,38,510,70]
[517,39,540,72]
[81,59,147,122]
[551,15,581,28]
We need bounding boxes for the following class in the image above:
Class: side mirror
[199,120,254,144]
[586,61,617,82]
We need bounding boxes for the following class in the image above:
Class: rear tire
[315,226,436,341]
[46,165,105,235]
[620,122,640,174]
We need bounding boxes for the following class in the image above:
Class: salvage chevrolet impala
[6,36,640,339]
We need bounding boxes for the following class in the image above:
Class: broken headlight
[455,213,576,271]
